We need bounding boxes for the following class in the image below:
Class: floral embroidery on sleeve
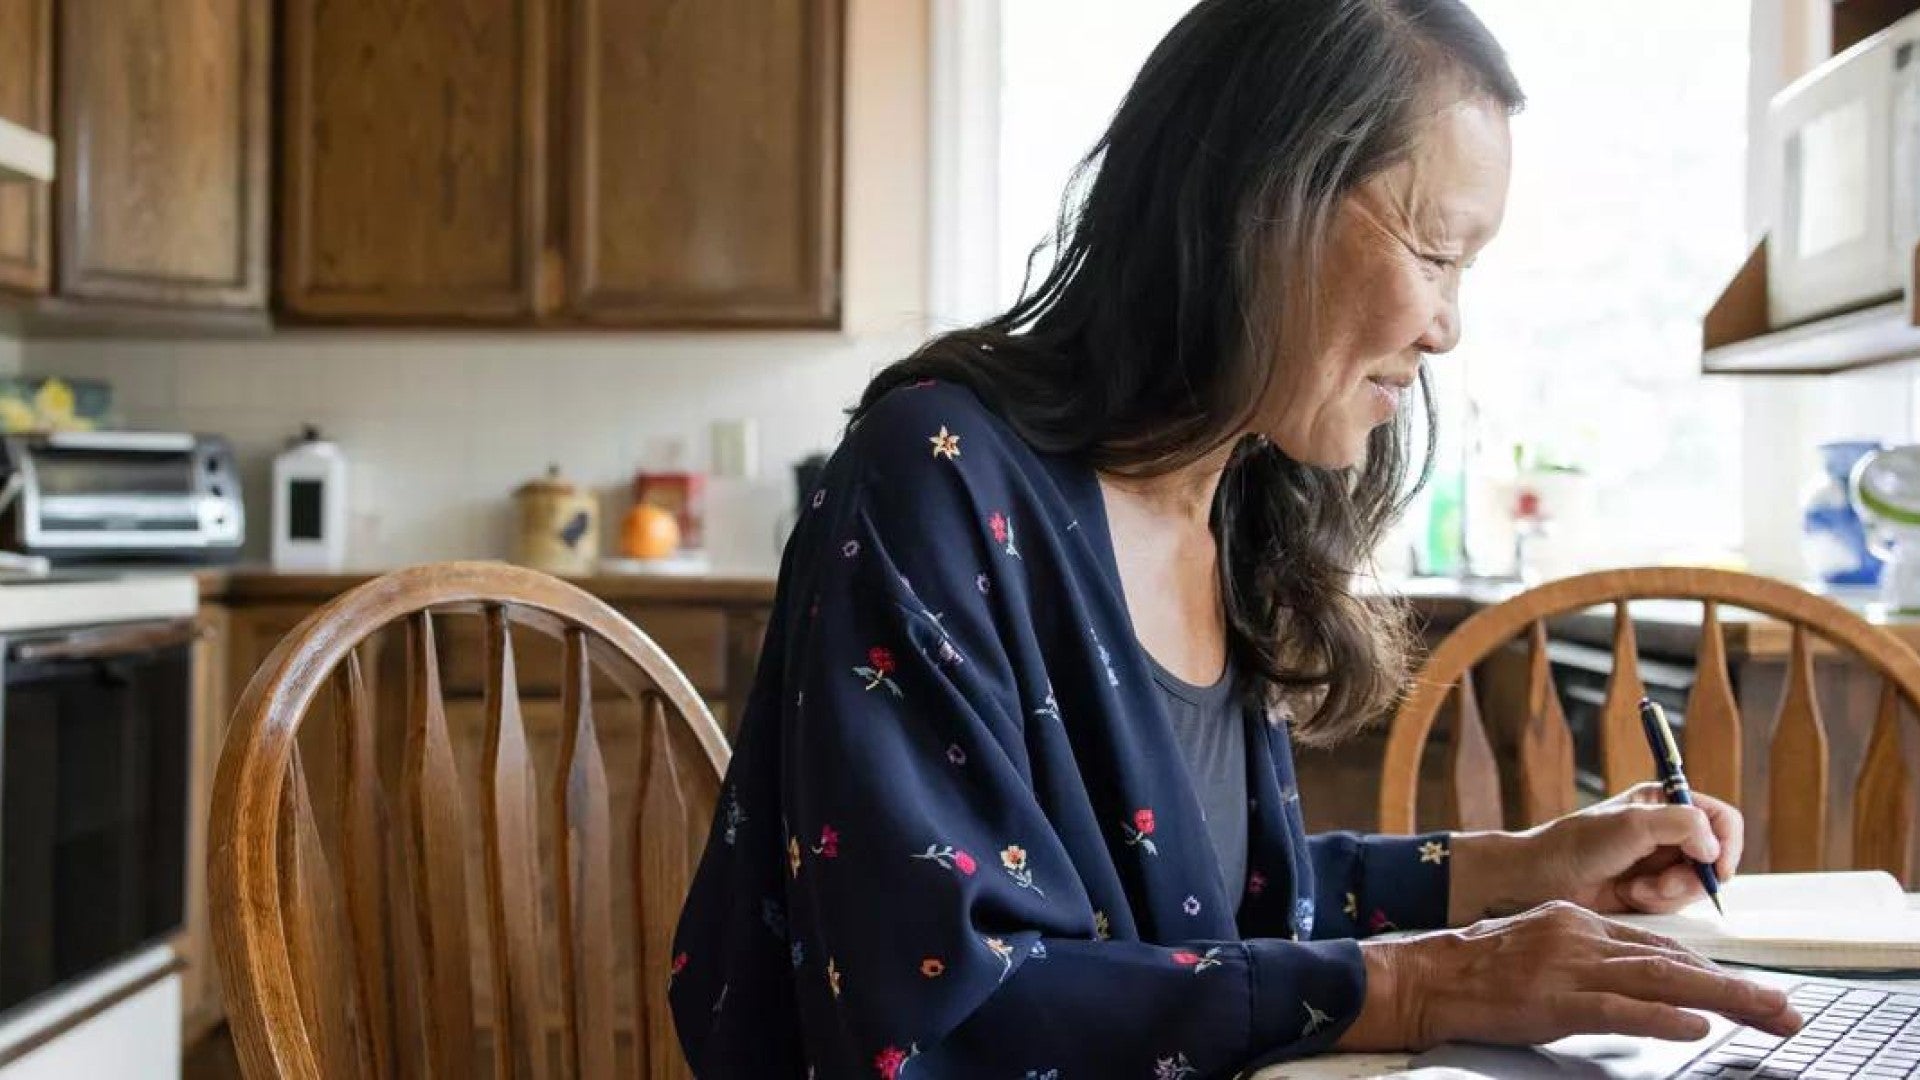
[811,825,840,858]
[788,836,803,879]
[934,637,964,667]
[1419,839,1451,864]
[984,936,1015,980]
[987,511,1021,557]
[945,743,967,765]
[919,957,945,978]
[1181,895,1201,917]
[1367,909,1397,933]
[1293,895,1316,938]
[1000,845,1044,897]
[1154,1053,1199,1079]
[1343,891,1358,919]
[761,898,788,939]
[855,646,903,697]
[1121,807,1158,855]
[1032,690,1061,722]
[1246,870,1267,897]
[1303,1002,1334,1036]
[1093,910,1111,941]
[874,1043,921,1079]
[929,426,961,460]
[1171,947,1223,973]
[912,844,978,876]
[827,957,843,999]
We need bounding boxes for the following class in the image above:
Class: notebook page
[1612,871,1918,971]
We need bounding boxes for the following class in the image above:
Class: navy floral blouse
[669,381,1453,1079]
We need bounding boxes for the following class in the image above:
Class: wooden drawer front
[436,606,726,698]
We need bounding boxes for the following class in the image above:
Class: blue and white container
[1802,440,1886,587]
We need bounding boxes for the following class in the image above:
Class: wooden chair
[1381,568,1920,882]
[209,562,731,1079]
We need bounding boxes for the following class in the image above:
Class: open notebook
[1611,871,1920,972]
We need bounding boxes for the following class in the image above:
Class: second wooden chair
[1381,568,1920,883]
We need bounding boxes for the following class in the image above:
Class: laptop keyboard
[1676,983,1920,1079]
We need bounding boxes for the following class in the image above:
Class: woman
[670,1,1802,1076]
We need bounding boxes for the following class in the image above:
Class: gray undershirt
[1145,653,1248,898]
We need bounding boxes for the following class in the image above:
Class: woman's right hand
[1334,901,1803,1051]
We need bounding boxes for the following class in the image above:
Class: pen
[1638,698,1725,916]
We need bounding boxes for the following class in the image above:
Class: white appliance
[0,432,246,563]
[0,946,179,1080]
[271,426,348,571]
[1766,9,1920,326]
[1851,443,1920,613]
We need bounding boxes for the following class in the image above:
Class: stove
[0,569,195,1076]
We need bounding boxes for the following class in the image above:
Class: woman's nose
[1417,299,1461,355]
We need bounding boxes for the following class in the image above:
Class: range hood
[0,116,53,183]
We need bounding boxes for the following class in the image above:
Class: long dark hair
[856,0,1523,741]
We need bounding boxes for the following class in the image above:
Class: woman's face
[1263,94,1513,468]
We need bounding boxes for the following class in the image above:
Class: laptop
[1411,972,1920,1078]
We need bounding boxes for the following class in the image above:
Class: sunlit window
[996,1,1752,573]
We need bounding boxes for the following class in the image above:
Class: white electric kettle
[1851,444,1920,614]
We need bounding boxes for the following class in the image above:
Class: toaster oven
[0,432,245,562]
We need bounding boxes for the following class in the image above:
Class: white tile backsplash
[23,332,917,566]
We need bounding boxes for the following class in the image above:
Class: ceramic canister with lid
[514,464,599,575]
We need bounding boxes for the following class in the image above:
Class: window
[979,1,1752,572]
[1440,0,1750,573]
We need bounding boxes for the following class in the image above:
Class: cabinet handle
[11,618,199,663]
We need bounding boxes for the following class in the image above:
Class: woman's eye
[1420,253,1460,271]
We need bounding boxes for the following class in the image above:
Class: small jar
[514,465,599,576]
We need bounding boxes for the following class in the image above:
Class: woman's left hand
[1449,784,1743,923]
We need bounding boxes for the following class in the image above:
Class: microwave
[1766,10,1920,327]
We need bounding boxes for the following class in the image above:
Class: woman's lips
[1365,376,1410,420]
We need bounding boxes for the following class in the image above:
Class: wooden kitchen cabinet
[0,0,51,296]
[564,0,842,327]
[223,604,320,712]
[277,0,548,321]
[178,605,230,1047]
[277,0,843,327]
[181,602,312,1045]
[54,0,269,310]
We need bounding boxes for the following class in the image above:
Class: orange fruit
[621,503,682,559]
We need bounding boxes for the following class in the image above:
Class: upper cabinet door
[278,0,547,323]
[566,0,843,328]
[0,0,51,296]
[56,0,268,310]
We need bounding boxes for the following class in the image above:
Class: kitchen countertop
[0,572,201,634]
[197,564,780,606]
[1386,579,1920,661]
[194,565,1920,661]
